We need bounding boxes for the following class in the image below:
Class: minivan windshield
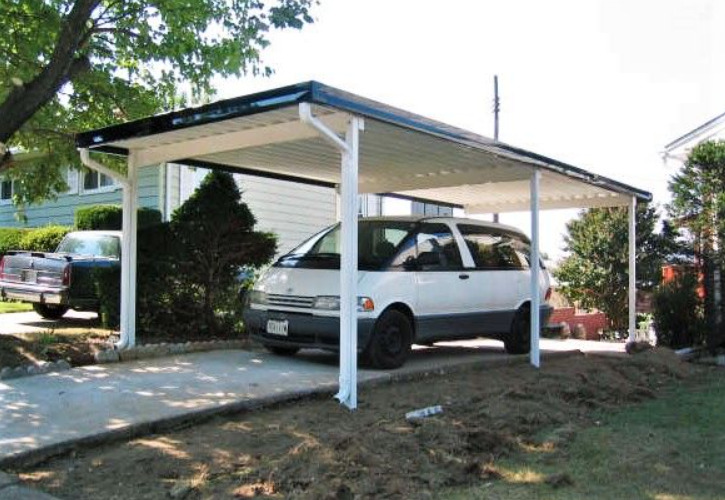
[275,220,416,271]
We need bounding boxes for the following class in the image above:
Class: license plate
[21,270,37,283]
[266,319,289,336]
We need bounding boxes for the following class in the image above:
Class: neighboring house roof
[663,111,725,162]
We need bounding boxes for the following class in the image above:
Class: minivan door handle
[459,273,470,280]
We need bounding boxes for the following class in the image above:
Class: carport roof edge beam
[75,80,652,206]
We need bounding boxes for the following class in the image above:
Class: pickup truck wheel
[504,306,531,355]
[364,310,412,369]
[264,345,300,357]
[32,303,69,320]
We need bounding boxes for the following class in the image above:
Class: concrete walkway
[0,338,625,470]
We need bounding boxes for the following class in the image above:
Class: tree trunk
[0,0,98,149]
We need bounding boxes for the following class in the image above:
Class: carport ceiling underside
[77,82,651,212]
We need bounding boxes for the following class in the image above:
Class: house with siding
[1,156,458,255]
[0,163,338,255]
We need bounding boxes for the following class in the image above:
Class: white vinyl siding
[235,174,336,256]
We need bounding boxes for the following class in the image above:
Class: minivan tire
[32,303,69,320]
[264,345,300,357]
[504,306,531,355]
[365,310,413,369]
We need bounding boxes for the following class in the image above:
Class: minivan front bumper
[243,308,376,351]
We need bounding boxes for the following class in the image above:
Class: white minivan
[243,216,552,369]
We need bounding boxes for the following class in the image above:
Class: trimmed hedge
[18,226,72,252]
[75,205,162,230]
[0,228,31,257]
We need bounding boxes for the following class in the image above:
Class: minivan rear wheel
[365,310,412,369]
[504,306,531,354]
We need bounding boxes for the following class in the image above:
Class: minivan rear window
[275,220,416,271]
[457,224,530,270]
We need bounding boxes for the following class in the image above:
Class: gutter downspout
[300,103,364,410]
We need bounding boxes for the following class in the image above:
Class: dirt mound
[21,349,697,499]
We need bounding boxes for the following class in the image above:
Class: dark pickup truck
[0,231,121,319]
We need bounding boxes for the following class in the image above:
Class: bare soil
[0,331,110,369]
[15,348,698,499]
[0,314,247,369]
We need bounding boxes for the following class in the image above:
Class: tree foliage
[668,140,725,349]
[170,170,277,333]
[554,205,673,331]
[0,0,315,207]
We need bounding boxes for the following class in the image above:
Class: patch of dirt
[16,348,700,499]
[0,332,110,369]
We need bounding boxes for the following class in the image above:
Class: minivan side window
[457,224,530,270]
[414,223,463,271]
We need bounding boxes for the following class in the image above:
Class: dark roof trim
[75,82,315,148]
[76,80,651,202]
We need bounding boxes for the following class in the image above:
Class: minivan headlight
[248,290,268,305]
[313,296,340,310]
[313,296,374,312]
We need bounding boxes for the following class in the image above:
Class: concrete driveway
[0,338,626,468]
[0,311,98,336]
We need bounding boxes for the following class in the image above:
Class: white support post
[119,153,139,349]
[336,116,362,409]
[628,196,637,343]
[334,184,342,222]
[299,103,363,410]
[530,169,541,368]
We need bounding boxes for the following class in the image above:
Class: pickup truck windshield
[276,221,415,271]
[56,234,121,258]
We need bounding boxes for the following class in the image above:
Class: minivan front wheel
[504,307,531,355]
[365,310,412,369]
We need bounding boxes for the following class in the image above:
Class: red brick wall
[549,307,608,340]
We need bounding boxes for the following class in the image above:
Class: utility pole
[493,75,500,223]
[493,75,500,142]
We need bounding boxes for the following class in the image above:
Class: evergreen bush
[653,271,705,348]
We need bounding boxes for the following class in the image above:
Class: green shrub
[93,266,121,329]
[75,205,162,230]
[0,227,31,256]
[18,226,72,252]
[653,271,705,348]
[75,205,121,230]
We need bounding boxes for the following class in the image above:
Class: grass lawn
[444,368,725,500]
[0,300,33,313]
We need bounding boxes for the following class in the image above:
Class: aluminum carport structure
[76,81,652,409]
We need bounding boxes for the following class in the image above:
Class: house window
[82,170,118,194]
[0,179,14,204]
